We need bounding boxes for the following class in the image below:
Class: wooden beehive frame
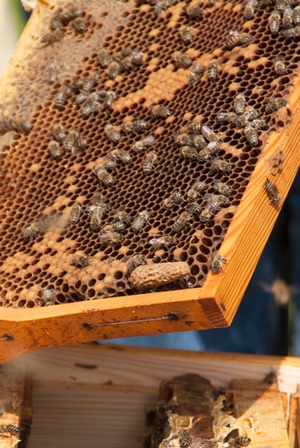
[0,0,299,361]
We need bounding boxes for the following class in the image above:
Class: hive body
[0,0,299,358]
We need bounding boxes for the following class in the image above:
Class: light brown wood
[288,393,299,448]
[231,379,289,448]
[0,0,299,361]
[18,345,300,448]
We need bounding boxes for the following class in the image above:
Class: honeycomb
[0,0,299,310]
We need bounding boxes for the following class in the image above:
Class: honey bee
[264,179,281,204]
[251,118,268,130]
[244,0,258,19]
[75,92,88,105]
[163,191,183,209]
[265,97,287,114]
[181,146,200,162]
[243,107,259,122]
[268,149,284,175]
[103,90,118,109]
[52,123,66,142]
[101,157,117,171]
[282,26,300,37]
[143,151,158,174]
[74,137,87,154]
[274,59,286,76]
[40,289,56,306]
[211,251,227,274]
[127,254,147,275]
[107,61,122,80]
[82,98,101,119]
[207,141,220,155]
[151,105,172,119]
[206,193,229,207]
[150,235,177,252]
[3,425,19,437]
[180,26,193,44]
[228,437,251,447]
[226,31,252,49]
[113,210,132,224]
[216,112,237,123]
[103,222,126,233]
[132,135,156,152]
[172,52,193,69]
[153,1,168,15]
[104,124,121,144]
[175,133,194,147]
[114,47,134,62]
[275,0,286,12]
[71,254,90,268]
[82,73,99,93]
[89,192,104,206]
[88,208,103,231]
[0,118,13,135]
[23,221,44,241]
[282,5,293,28]
[293,5,300,25]
[111,149,132,164]
[187,180,207,201]
[69,202,82,224]
[188,63,204,84]
[202,125,219,142]
[182,122,202,134]
[207,59,219,82]
[132,210,149,233]
[54,91,68,110]
[48,62,59,84]
[60,7,83,24]
[178,431,196,448]
[244,124,259,146]
[94,167,114,187]
[121,51,144,71]
[187,202,201,215]
[186,5,204,20]
[173,211,193,232]
[48,140,63,159]
[210,158,232,175]
[13,120,33,135]
[63,129,80,152]
[198,147,210,162]
[73,17,86,33]
[99,230,124,245]
[122,119,149,134]
[214,180,231,196]
[49,12,63,31]
[193,134,207,149]
[97,49,111,68]
[233,93,246,116]
[269,11,281,35]
[200,206,217,223]
[41,30,64,46]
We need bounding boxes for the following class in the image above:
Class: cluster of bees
[145,396,251,448]
[97,47,144,80]
[267,0,300,38]
[48,123,87,159]
[41,5,86,45]
[54,72,118,118]
[0,118,32,136]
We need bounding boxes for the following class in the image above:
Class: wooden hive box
[0,0,299,361]
[4,344,300,447]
